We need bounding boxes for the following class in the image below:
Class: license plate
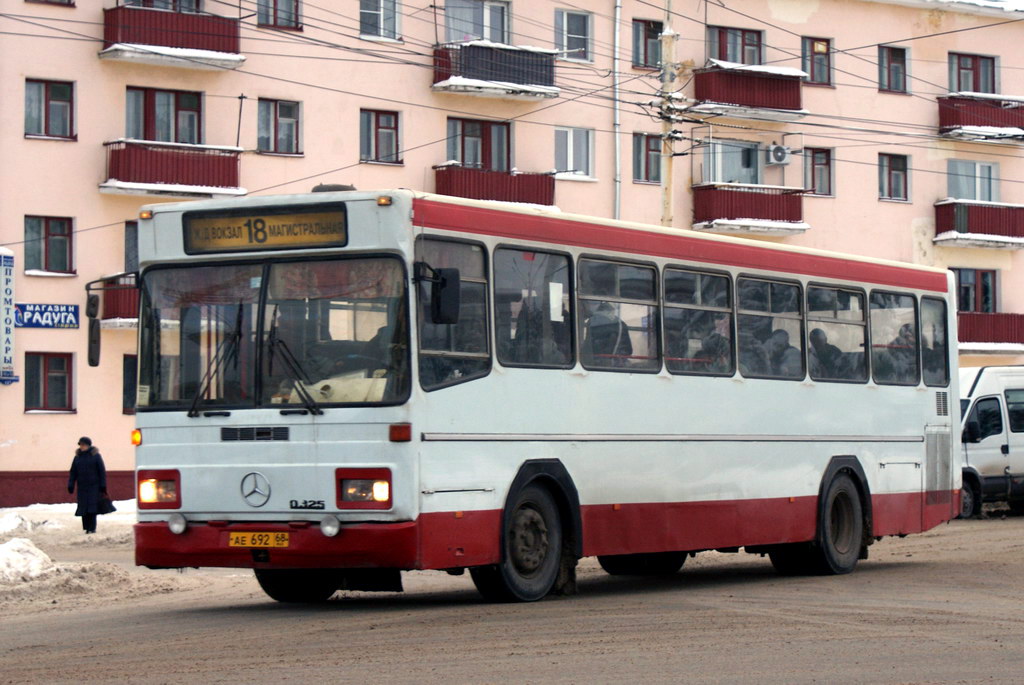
[228,532,290,548]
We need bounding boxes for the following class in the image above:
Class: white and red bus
[100,189,960,602]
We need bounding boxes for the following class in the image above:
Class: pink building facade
[2,0,1024,504]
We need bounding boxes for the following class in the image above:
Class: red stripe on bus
[412,199,949,293]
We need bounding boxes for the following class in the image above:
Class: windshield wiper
[187,302,244,418]
[266,306,323,416]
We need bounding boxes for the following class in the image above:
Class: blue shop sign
[14,303,80,329]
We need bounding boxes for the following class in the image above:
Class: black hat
[78,436,92,446]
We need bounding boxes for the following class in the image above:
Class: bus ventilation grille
[935,392,949,417]
[221,427,290,442]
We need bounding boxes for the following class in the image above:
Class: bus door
[963,396,1010,501]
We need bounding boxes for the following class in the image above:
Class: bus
[89,188,961,603]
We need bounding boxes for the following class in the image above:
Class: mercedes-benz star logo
[240,472,271,508]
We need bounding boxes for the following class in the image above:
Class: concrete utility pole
[659,1,678,228]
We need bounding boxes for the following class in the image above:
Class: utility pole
[659,1,678,228]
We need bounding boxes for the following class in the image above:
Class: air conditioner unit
[765,144,791,165]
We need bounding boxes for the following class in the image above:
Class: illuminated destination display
[183,204,347,254]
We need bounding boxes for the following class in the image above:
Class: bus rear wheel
[597,552,686,576]
[254,569,340,603]
[470,484,562,602]
[770,473,863,576]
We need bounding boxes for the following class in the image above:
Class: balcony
[100,5,244,69]
[958,312,1024,349]
[433,42,559,100]
[691,183,808,235]
[938,93,1024,141]
[434,165,555,206]
[100,139,246,198]
[686,60,807,122]
[933,199,1024,249]
[101,274,139,329]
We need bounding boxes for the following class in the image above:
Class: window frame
[801,37,832,86]
[123,0,199,10]
[632,133,661,184]
[555,9,593,62]
[360,109,402,164]
[736,276,805,381]
[258,0,301,29]
[554,127,594,178]
[947,159,998,202]
[126,86,202,144]
[447,118,510,172]
[25,79,75,140]
[360,0,399,40]
[952,268,997,313]
[707,26,763,65]
[662,266,735,377]
[804,148,833,196]
[879,45,908,93]
[257,98,302,155]
[806,283,869,384]
[445,0,509,43]
[703,139,761,185]
[123,354,138,415]
[632,19,662,69]
[869,290,920,387]
[24,216,73,274]
[878,153,909,201]
[920,296,950,388]
[24,352,74,412]
[949,52,996,94]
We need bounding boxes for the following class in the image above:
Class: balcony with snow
[692,184,807,236]
[686,60,808,122]
[432,41,559,100]
[933,199,1024,249]
[938,93,1024,142]
[100,274,139,329]
[434,163,555,206]
[100,3,244,70]
[958,312,1024,353]
[100,140,246,198]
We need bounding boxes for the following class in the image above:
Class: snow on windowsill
[433,76,560,97]
[99,43,245,67]
[934,230,1024,247]
[935,197,1024,209]
[707,58,808,79]
[24,270,76,278]
[439,39,561,55]
[99,180,248,197]
[941,125,1024,140]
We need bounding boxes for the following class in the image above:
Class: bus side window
[920,297,950,387]
[494,248,573,368]
[578,259,660,372]
[869,291,919,386]
[806,285,867,383]
[663,268,734,376]
[416,238,491,390]
[737,277,804,380]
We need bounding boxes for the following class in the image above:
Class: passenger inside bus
[582,301,632,366]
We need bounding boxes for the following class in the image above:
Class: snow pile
[0,538,56,583]
[0,512,30,535]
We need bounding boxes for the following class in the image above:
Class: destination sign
[184,204,347,254]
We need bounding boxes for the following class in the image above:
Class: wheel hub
[509,505,548,574]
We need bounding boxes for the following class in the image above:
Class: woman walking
[68,436,107,534]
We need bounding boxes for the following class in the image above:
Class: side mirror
[431,268,461,325]
[962,420,981,443]
[85,294,100,319]
[87,318,101,367]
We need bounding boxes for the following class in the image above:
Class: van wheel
[1008,500,1024,516]
[470,484,562,602]
[598,552,686,576]
[254,569,339,602]
[960,480,981,519]
[770,473,863,576]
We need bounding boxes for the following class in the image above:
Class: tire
[254,569,340,603]
[959,479,981,519]
[598,552,686,576]
[1008,500,1024,516]
[470,484,562,602]
[769,473,863,576]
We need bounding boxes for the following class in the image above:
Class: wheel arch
[817,455,873,542]
[503,459,583,560]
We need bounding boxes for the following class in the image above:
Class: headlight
[335,468,391,509]
[342,479,390,503]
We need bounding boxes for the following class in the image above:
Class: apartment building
[2,0,1024,504]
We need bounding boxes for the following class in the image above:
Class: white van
[959,365,1024,517]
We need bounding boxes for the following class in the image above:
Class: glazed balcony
[692,183,807,235]
[101,5,243,69]
[933,199,1024,249]
[100,139,246,198]
[101,274,139,325]
[958,312,1024,345]
[938,94,1024,140]
[434,165,555,205]
[433,42,559,99]
[689,61,806,122]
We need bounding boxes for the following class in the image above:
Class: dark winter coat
[68,447,107,516]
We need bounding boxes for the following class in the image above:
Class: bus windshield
[137,257,410,411]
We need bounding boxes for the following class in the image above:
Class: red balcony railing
[938,95,1024,130]
[435,166,555,205]
[694,68,803,111]
[105,140,240,189]
[693,184,804,224]
[935,200,1024,239]
[958,312,1024,344]
[434,44,556,89]
[102,274,139,321]
[104,6,240,53]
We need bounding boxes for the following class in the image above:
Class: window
[125,221,139,272]
[879,154,908,201]
[446,0,508,43]
[632,133,660,183]
[124,1,199,10]
[258,0,300,28]
[664,269,734,376]
[360,110,401,163]
[494,248,573,367]
[968,397,1003,441]
[879,46,907,92]
[447,118,509,171]
[25,80,74,139]
[555,9,592,61]
[258,99,301,154]
[632,20,662,68]
[805,148,832,196]
[555,127,593,177]
[416,239,490,389]
[704,139,759,184]
[952,268,996,313]
[25,216,72,273]
[578,259,659,372]
[870,291,918,386]
[949,53,995,93]
[806,286,867,382]
[123,355,138,414]
[737,278,803,380]
[921,297,949,387]
[948,160,998,202]
[707,26,762,65]
[126,87,201,144]
[25,353,73,411]
[801,37,831,85]
[1005,389,1024,432]
[360,0,398,39]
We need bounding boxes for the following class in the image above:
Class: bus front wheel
[470,484,562,602]
[770,473,863,576]
[254,569,339,603]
